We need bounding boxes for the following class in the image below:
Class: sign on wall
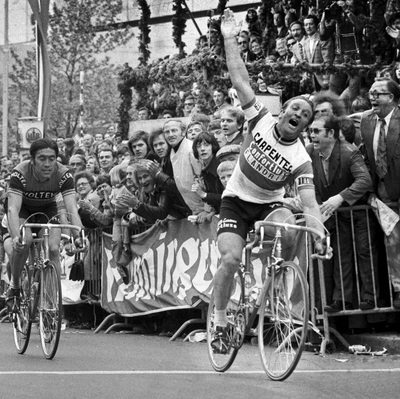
[18,117,44,149]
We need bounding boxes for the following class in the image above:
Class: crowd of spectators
[2,2,400,334]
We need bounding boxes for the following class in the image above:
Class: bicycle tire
[12,265,32,355]
[258,261,309,381]
[206,275,246,372]
[39,261,62,360]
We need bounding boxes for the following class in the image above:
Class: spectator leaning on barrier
[192,132,224,216]
[360,77,400,309]
[161,119,205,217]
[146,129,192,220]
[116,159,170,229]
[128,130,159,162]
[307,114,378,312]
[76,174,113,229]
[74,171,101,229]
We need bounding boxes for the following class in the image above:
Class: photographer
[320,0,370,112]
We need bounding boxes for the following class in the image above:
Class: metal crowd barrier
[81,227,103,300]
[309,204,400,354]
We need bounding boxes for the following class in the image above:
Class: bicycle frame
[12,222,84,359]
[207,216,330,379]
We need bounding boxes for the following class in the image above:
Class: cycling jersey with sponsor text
[223,99,314,204]
[8,160,75,212]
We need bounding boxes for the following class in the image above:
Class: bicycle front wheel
[206,275,245,373]
[12,265,32,354]
[39,261,62,360]
[258,261,309,381]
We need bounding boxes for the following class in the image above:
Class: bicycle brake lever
[325,235,331,259]
[260,226,264,249]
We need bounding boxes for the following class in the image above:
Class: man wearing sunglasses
[361,77,400,309]
[308,115,376,313]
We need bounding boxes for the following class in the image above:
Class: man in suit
[290,21,306,63]
[308,115,377,312]
[302,15,334,92]
[361,78,400,309]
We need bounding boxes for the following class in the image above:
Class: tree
[47,0,134,137]
[9,0,134,139]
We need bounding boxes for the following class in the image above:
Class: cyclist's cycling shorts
[217,196,288,240]
[19,203,59,223]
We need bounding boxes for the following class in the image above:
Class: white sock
[10,277,21,290]
[214,309,228,327]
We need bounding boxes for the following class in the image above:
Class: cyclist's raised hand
[221,8,242,39]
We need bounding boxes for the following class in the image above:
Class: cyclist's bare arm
[62,192,84,237]
[221,8,254,107]
[7,191,23,248]
[299,187,328,254]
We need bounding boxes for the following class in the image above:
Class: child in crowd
[217,160,236,188]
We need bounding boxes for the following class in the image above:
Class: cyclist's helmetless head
[277,97,314,142]
[31,148,58,180]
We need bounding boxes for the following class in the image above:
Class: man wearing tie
[361,78,400,309]
[302,15,334,92]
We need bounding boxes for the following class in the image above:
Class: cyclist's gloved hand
[314,236,332,259]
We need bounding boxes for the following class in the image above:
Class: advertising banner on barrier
[101,217,307,317]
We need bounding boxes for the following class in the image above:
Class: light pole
[2,0,9,156]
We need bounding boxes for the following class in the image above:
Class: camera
[324,1,342,20]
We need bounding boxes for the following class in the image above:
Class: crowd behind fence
[81,202,400,347]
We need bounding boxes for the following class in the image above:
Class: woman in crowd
[248,36,264,61]
[74,171,100,228]
[86,155,101,180]
[76,174,113,230]
[191,131,224,215]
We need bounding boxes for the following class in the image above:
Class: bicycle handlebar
[20,223,86,252]
[21,223,83,232]
[254,220,331,260]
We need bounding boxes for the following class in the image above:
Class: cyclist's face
[32,148,57,180]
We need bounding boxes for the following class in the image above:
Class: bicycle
[207,216,330,381]
[10,220,85,359]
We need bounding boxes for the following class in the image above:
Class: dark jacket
[361,107,400,202]
[307,140,373,206]
[201,156,224,213]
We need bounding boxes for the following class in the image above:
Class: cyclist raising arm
[211,9,330,353]
[6,138,83,307]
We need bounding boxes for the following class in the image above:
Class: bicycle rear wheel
[39,261,62,360]
[206,275,246,372]
[258,261,309,381]
[12,265,32,354]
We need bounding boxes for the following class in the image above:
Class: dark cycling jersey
[8,160,75,214]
